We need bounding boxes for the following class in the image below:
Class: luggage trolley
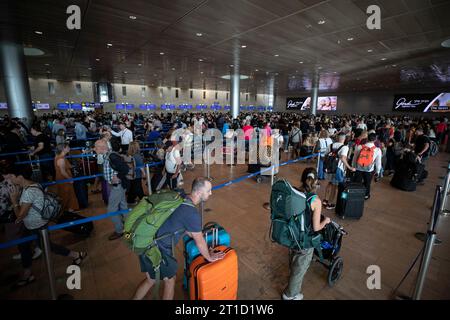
[313,220,348,287]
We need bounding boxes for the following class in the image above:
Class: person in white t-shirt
[323,133,356,210]
[110,122,133,153]
[357,119,367,131]
[315,130,333,180]
[165,142,183,190]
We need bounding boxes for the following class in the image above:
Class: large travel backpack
[269,179,322,255]
[356,145,376,170]
[324,144,345,174]
[429,140,439,157]
[123,190,192,276]
[26,185,62,222]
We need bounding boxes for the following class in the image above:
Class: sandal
[15,274,36,287]
[73,252,87,266]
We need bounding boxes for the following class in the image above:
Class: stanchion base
[414,232,442,245]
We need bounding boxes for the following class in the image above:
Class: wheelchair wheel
[256,176,262,183]
[327,256,344,287]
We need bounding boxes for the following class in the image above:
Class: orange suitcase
[188,246,238,300]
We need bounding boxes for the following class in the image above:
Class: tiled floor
[1,152,450,300]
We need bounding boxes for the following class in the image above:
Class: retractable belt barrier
[0,154,319,250]
[0,147,86,158]
[15,148,157,165]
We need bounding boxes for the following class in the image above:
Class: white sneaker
[32,247,42,260]
[282,292,304,300]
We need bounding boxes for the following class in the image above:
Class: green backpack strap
[305,193,324,262]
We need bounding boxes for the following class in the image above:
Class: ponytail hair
[300,167,319,193]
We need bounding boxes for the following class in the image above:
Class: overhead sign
[393,93,450,113]
[286,97,311,110]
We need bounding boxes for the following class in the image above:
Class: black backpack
[323,144,345,174]
[108,152,132,189]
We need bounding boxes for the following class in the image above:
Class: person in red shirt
[436,119,447,145]
[242,121,254,152]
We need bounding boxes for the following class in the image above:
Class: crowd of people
[0,110,447,297]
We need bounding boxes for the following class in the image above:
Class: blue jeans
[283,135,289,151]
[332,168,345,185]
[107,184,128,233]
[318,158,325,180]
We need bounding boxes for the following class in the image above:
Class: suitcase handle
[202,221,220,232]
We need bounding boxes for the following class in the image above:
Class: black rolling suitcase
[57,211,93,237]
[335,182,365,219]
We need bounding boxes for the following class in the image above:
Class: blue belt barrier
[0,146,86,158]
[0,155,317,250]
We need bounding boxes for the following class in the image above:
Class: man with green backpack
[126,177,224,300]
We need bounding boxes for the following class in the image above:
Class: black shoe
[364,195,370,200]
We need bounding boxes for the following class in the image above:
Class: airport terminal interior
[0,0,450,300]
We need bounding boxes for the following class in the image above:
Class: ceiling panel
[0,0,448,95]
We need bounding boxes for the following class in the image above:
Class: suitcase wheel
[327,256,344,287]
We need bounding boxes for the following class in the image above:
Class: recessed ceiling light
[138,63,142,66]
[107,43,112,47]
[95,58,100,61]
[154,74,157,76]
[318,66,323,69]
[305,24,312,28]
[123,71,127,73]
[160,52,164,55]
[392,64,397,67]
[274,54,279,57]
[299,61,304,64]
[442,39,450,48]
[317,20,326,25]
[88,67,92,70]
[198,59,203,62]
[129,15,137,20]
[347,37,354,41]
[230,64,234,67]
[46,71,51,73]
[172,68,175,70]
[200,71,204,74]
[45,63,50,66]
[196,33,203,37]
[367,49,373,52]
[241,45,247,48]
[179,77,183,79]
[34,31,43,35]
[255,69,259,72]
[337,40,341,44]
[381,58,387,61]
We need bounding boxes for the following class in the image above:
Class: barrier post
[316,152,321,174]
[39,229,57,300]
[146,164,152,195]
[412,231,437,300]
[271,165,275,186]
[439,162,450,217]
[200,201,205,225]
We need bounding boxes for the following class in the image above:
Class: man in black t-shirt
[132,177,224,300]
[30,125,54,181]
[414,128,430,162]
